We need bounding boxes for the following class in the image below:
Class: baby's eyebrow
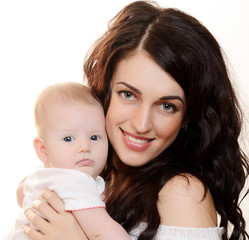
[116,82,141,95]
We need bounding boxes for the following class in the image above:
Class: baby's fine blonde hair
[34,82,102,137]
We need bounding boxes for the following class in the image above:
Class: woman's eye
[160,103,177,113]
[64,136,74,142]
[90,135,99,141]
[119,91,135,100]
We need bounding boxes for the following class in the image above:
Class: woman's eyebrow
[116,82,141,95]
[116,82,184,103]
[160,96,184,103]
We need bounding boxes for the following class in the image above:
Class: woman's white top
[129,222,224,240]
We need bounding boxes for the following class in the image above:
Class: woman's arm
[23,189,88,240]
[157,174,218,227]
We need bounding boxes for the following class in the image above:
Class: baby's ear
[33,137,48,164]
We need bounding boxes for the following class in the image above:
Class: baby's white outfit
[129,222,224,240]
[10,168,105,240]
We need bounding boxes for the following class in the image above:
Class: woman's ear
[181,114,189,129]
[33,137,48,164]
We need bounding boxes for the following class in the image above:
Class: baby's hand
[100,193,106,201]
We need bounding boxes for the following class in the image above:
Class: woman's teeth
[126,134,149,144]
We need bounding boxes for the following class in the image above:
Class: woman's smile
[120,128,154,151]
[105,51,187,167]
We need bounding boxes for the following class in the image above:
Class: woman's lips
[120,128,154,151]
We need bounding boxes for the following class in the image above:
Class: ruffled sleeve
[48,169,106,211]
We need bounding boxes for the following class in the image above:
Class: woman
[23,1,249,239]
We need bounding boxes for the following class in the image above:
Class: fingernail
[23,225,29,233]
[32,199,41,208]
[24,208,30,216]
[41,189,50,198]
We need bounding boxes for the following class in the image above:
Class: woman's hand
[23,189,88,240]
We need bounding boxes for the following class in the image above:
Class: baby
[10,82,130,240]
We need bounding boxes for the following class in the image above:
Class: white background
[0,0,248,237]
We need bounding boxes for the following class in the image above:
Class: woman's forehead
[111,51,185,97]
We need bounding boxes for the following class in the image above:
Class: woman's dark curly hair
[84,1,249,239]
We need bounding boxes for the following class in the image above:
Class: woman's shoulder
[157,174,218,228]
[158,174,207,202]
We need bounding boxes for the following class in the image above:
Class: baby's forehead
[45,98,101,112]
[44,100,105,125]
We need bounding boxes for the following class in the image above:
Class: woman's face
[106,51,187,167]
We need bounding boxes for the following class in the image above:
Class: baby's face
[42,101,108,179]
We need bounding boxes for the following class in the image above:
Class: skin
[158,175,217,228]
[34,100,108,179]
[106,51,187,167]
[24,51,217,239]
[23,190,88,240]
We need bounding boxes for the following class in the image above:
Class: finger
[24,208,49,234]
[41,189,65,214]
[32,200,58,222]
[23,225,45,240]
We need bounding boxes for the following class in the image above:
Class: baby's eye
[119,91,136,100]
[160,103,177,113]
[64,136,74,142]
[90,135,99,141]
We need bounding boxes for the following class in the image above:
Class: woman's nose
[130,104,152,133]
[78,140,91,153]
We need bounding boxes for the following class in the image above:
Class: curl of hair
[84,1,249,239]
